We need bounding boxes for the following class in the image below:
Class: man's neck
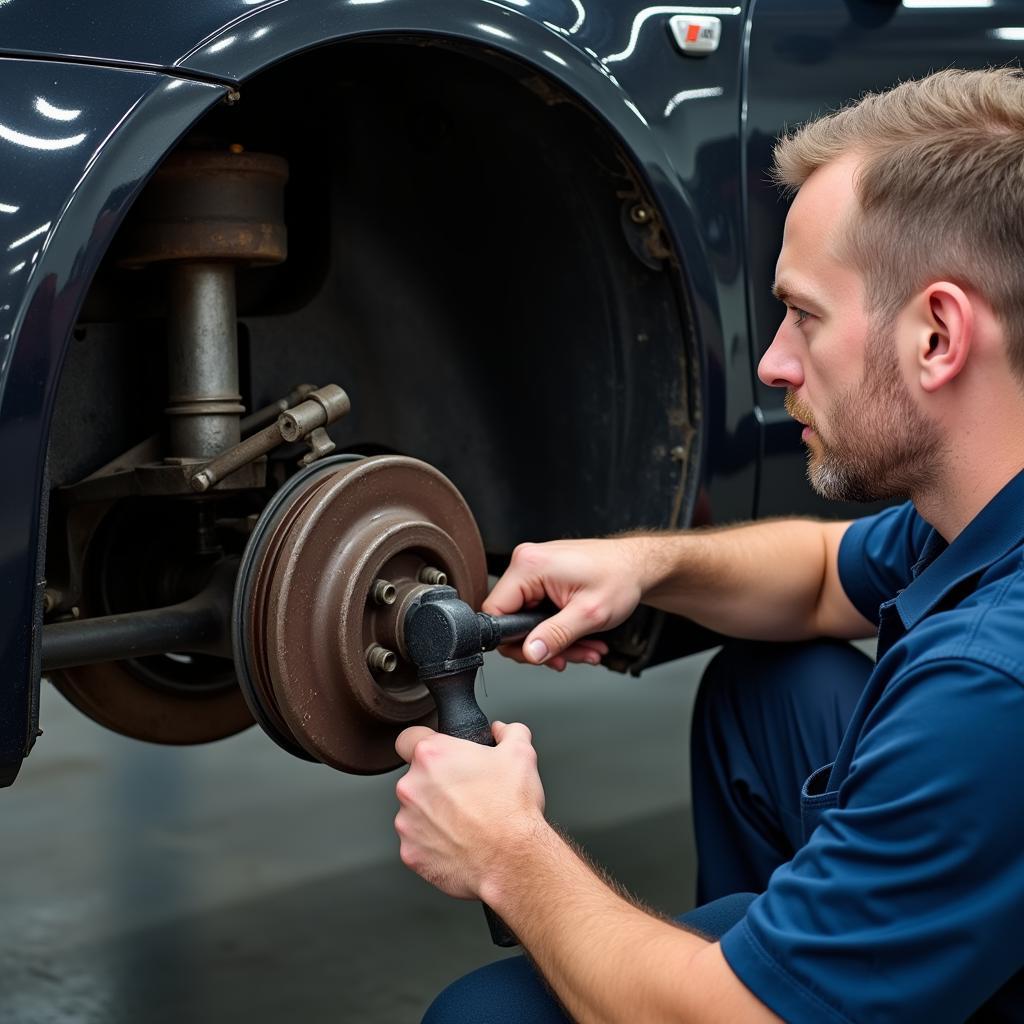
[913,451,1024,542]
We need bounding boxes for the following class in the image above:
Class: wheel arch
[52,15,712,548]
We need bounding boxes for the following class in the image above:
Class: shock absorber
[164,261,245,460]
[117,147,289,461]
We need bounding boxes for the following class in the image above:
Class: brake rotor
[233,454,487,774]
[49,499,255,745]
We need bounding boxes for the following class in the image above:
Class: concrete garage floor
[0,649,713,1024]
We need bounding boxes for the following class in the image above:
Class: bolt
[630,204,651,224]
[191,470,213,493]
[418,566,448,586]
[367,644,398,673]
[670,446,686,462]
[372,579,397,606]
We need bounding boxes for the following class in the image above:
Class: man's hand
[483,538,649,670]
[394,721,546,900]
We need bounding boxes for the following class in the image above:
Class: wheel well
[56,38,699,557]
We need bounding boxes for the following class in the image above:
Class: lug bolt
[367,644,398,673]
[629,204,651,224]
[418,566,448,586]
[372,579,397,606]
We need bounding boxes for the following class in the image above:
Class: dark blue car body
[1,0,1018,784]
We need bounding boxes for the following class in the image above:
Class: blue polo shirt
[720,469,1024,1023]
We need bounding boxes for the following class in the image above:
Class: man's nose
[757,326,804,389]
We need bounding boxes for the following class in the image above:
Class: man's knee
[422,955,571,1024]
[689,639,874,897]
[693,638,872,730]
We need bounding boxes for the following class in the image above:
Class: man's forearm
[482,820,778,1024]
[624,518,867,641]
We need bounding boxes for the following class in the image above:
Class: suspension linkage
[189,384,351,493]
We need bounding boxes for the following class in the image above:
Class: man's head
[759,68,1024,505]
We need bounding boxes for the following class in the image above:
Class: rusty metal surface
[61,460,266,503]
[240,384,318,435]
[48,499,254,746]
[58,381,349,501]
[235,455,487,774]
[48,659,254,745]
[191,384,350,492]
[117,149,289,267]
[42,559,237,671]
[164,261,245,460]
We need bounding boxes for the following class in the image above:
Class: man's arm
[395,723,781,1024]
[487,816,780,1024]
[485,519,875,668]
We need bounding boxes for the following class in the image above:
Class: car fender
[0,58,227,785]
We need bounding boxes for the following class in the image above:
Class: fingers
[481,543,547,616]
[522,602,609,664]
[491,720,532,745]
[395,725,436,764]
[567,643,603,666]
[495,637,608,669]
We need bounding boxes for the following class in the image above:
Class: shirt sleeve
[720,656,1024,1024]
[837,503,932,624]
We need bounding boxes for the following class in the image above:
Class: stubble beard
[786,326,943,503]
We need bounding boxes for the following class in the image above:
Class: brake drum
[233,454,487,774]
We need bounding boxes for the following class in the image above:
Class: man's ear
[917,283,972,393]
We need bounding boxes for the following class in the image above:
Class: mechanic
[394,68,1024,1022]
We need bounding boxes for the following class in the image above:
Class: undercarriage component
[164,261,246,459]
[42,559,235,671]
[118,149,289,269]
[241,383,317,434]
[59,383,348,504]
[118,148,289,462]
[47,499,254,745]
[190,384,350,492]
[233,454,488,774]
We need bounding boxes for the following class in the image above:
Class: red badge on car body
[669,15,722,56]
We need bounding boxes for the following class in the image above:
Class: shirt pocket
[801,761,839,845]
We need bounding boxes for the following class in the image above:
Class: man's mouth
[784,391,817,434]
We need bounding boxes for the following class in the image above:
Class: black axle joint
[402,586,548,948]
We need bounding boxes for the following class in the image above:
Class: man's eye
[791,306,812,326]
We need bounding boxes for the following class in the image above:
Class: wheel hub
[234,454,487,773]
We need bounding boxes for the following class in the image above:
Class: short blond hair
[773,68,1024,380]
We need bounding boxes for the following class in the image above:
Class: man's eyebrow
[771,280,823,309]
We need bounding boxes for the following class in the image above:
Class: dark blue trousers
[422,640,873,1023]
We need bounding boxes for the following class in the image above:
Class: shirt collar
[896,467,1024,629]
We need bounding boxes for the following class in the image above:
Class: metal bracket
[298,427,336,468]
